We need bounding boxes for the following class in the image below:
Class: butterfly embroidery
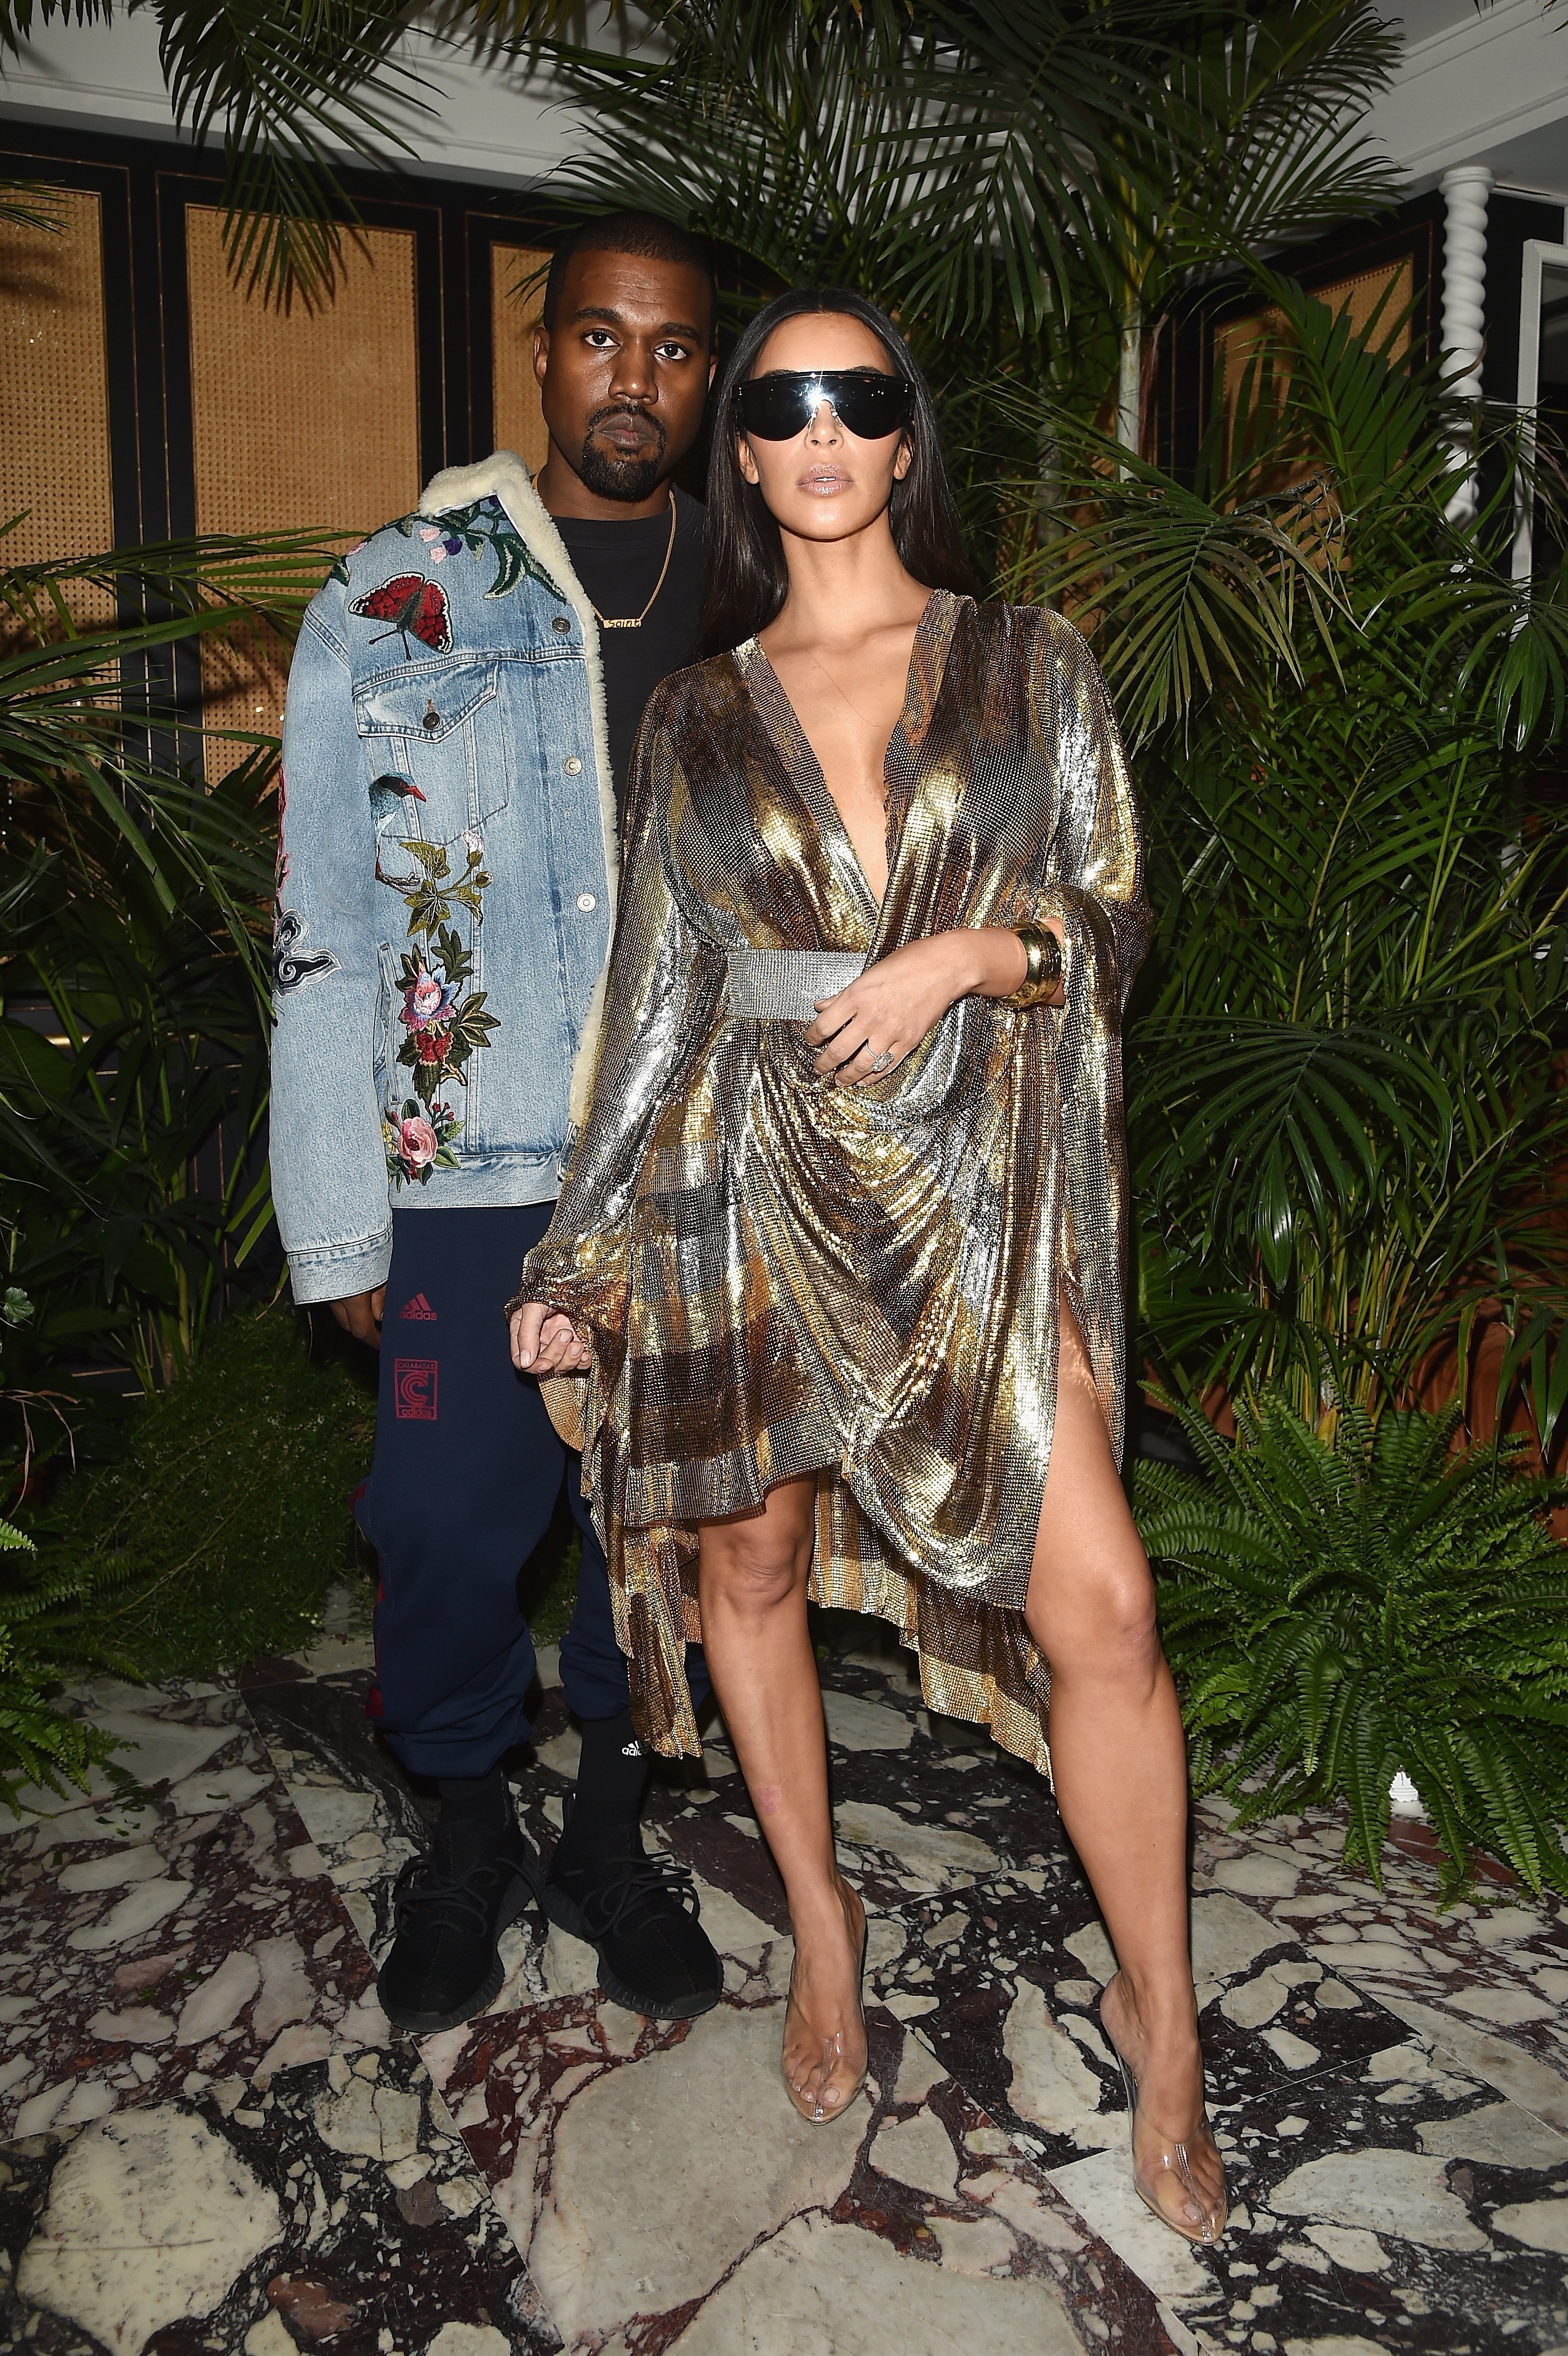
[350,575,452,658]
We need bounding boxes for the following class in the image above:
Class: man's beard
[577,405,668,503]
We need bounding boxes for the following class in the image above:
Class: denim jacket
[270,452,618,1306]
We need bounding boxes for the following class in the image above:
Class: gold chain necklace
[588,493,678,631]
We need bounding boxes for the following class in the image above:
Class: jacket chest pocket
[354,659,509,841]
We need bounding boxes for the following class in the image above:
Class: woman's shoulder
[956,592,1091,657]
[637,645,752,730]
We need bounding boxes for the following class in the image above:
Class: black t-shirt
[552,487,707,825]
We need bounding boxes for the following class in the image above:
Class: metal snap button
[552,614,572,634]
[577,892,598,912]
[564,756,582,775]
[422,701,440,732]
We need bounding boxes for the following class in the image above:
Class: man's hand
[510,1302,593,1374]
[328,1288,386,1348]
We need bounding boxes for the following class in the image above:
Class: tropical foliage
[1139,1384,1568,1896]
[1008,279,1568,1445]
[1,527,326,1425]
[4,0,1566,1883]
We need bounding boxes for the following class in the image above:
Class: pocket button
[552,614,572,634]
[577,892,597,913]
[564,756,582,775]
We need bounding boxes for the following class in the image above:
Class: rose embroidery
[384,1097,461,1188]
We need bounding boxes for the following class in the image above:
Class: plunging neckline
[740,588,959,940]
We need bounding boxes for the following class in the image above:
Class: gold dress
[515,589,1149,1771]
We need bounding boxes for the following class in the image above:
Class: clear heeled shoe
[1099,1980,1228,2246]
[781,1887,869,2124]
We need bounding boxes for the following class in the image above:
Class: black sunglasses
[735,369,913,443]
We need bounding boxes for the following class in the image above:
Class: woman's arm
[803,925,1061,1084]
[507,691,723,1381]
[804,609,1142,1086]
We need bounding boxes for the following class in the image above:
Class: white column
[1441,163,1494,523]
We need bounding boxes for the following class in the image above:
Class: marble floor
[5,1592,1568,2355]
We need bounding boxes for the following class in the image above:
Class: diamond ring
[871,1050,894,1073]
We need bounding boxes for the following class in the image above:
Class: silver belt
[727,946,866,1022]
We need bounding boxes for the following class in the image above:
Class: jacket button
[563,756,582,774]
[552,614,572,634]
[577,892,597,912]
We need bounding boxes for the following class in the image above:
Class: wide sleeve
[507,689,725,1429]
[1028,608,1152,1022]
[1027,608,1151,1463]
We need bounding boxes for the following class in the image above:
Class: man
[271,214,720,2034]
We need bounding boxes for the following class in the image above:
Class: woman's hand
[510,1301,593,1374]
[803,923,1062,1085]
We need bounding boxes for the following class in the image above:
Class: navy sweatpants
[356,1202,708,1780]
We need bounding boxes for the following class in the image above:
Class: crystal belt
[726,946,866,1022]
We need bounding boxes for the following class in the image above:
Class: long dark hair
[697,286,981,658]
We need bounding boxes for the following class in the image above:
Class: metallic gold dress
[515,589,1149,1770]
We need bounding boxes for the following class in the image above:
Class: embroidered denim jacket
[270,452,618,1306]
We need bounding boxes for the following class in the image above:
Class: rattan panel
[492,244,550,475]
[1219,258,1415,422]
[185,207,420,777]
[0,187,114,607]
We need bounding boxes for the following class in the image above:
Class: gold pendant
[600,618,643,630]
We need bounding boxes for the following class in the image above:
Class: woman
[509,286,1226,2245]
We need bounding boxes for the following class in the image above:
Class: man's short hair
[541,213,718,345]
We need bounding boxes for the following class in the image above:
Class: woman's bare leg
[1024,1309,1224,2237]
[697,1475,866,2117]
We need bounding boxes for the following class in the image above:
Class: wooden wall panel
[185,207,421,776]
[491,243,549,474]
[0,188,114,610]
[1217,257,1415,425]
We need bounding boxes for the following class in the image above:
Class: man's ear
[532,323,550,387]
[707,352,718,389]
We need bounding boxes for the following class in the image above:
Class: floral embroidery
[394,924,498,1108]
[394,494,567,604]
[395,834,491,936]
[383,1096,461,1187]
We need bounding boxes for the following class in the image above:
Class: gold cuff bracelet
[1003,923,1063,1009]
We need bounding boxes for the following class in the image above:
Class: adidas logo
[399,1292,437,1321]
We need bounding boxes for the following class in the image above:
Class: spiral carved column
[1441,163,1493,523]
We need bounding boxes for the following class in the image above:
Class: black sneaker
[377,1811,543,2034]
[543,1804,723,2020]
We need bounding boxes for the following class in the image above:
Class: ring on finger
[870,1048,894,1073]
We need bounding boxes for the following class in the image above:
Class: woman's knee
[1028,1552,1161,1678]
[699,1486,814,1615]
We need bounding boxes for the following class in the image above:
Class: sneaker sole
[540,1881,723,2021]
[377,1865,540,2037]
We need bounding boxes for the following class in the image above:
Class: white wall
[1371,0,1568,197]
[0,10,586,188]
[4,2,1568,205]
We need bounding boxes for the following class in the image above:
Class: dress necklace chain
[589,492,677,631]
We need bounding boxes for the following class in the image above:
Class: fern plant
[1138,1384,1568,1895]
[0,1517,127,1808]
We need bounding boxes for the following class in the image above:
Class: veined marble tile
[1190,1794,1568,2120]
[855,1878,1407,2179]
[422,1979,1178,2356]
[0,1689,384,2137]
[1049,2035,1568,2355]
[241,1670,436,1953]
[0,2044,558,2355]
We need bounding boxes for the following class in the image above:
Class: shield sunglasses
[735,369,913,443]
